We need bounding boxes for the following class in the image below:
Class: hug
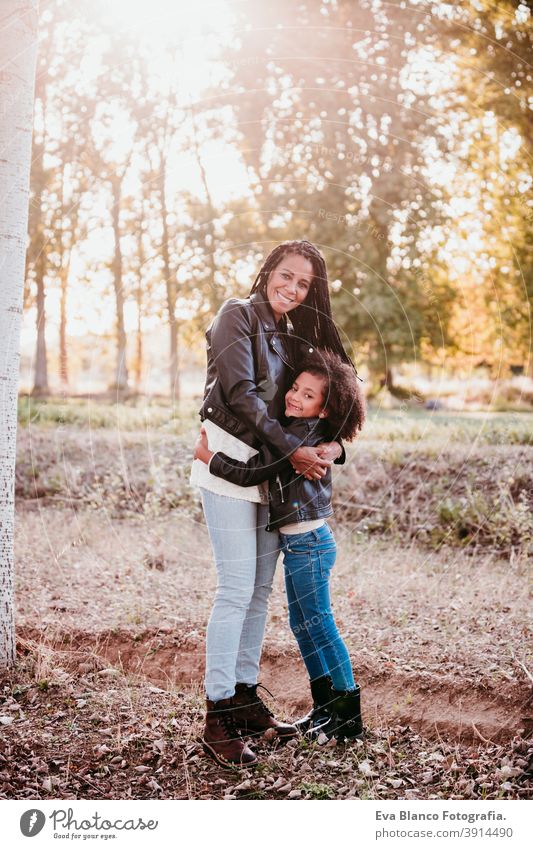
[189,240,366,768]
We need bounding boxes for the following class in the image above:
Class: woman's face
[265,252,314,320]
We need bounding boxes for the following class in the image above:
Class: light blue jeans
[200,488,281,702]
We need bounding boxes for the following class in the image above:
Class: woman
[189,240,353,767]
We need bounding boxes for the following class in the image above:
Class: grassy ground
[2,403,531,800]
[17,395,533,443]
[15,405,533,557]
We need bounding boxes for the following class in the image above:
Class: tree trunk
[59,267,68,386]
[189,100,223,313]
[58,165,72,389]
[134,292,143,391]
[0,0,39,669]
[169,315,179,402]
[134,292,142,390]
[30,74,49,396]
[159,169,179,401]
[32,259,49,395]
[133,218,145,391]
[110,179,129,392]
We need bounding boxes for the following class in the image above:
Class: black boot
[330,684,364,741]
[294,675,335,738]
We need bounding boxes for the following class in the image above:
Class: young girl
[194,349,366,741]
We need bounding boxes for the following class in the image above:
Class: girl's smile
[285,371,328,419]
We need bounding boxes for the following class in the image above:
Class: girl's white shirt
[278,518,325,534]
[189,419,268,503]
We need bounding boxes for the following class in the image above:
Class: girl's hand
[194,427,213,464]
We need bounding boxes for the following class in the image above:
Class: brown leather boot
[232,683,298,741]
[202,698,258,768]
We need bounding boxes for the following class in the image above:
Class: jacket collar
[249,291,286,333]
[284,415,329,435]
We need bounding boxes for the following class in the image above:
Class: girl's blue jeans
[279,523,356,692]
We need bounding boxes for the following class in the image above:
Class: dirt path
[18,626,532,745]
[14,504,532,747]
[15,507,531,689]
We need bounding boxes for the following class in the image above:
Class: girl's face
[266,252,314,320]
[285,372,328,419]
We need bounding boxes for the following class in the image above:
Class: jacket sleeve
[210,300,302,458]
[209,446,291,487]
[334,440,346,465]
[319,419,345,465]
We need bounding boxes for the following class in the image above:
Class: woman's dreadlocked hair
[249,240,357,372]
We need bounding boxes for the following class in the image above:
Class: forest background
[2,0,532,803]
[20,0,532,408]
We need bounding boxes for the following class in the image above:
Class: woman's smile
[266,252,313,320]
[275,290,296,305]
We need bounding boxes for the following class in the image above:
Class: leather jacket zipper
[276,474,285,502]
[268,334,292,366]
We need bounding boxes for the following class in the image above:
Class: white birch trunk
[0,0,39,669]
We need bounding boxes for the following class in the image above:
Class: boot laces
[251,683,274,718]
[217,705,239,739]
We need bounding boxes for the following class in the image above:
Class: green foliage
[17,395,198,434]
[434,489,533,552]
[23,0,532,393]
[432,0,533,373]
[300,781,336,800]
[223,0,450,378]
[335,421,533,557]
[360,410,533,447]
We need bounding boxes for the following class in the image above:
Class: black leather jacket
[209,417,333,531]
[199,292,343,461]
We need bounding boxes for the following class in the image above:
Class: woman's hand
[290,446,332,480]
[194,428,213,465]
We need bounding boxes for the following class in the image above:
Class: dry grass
[1,657,531,801]
[15,418,533,558]
[14,505,531,690]
[5,504,531,801]
[3,410,532,800]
